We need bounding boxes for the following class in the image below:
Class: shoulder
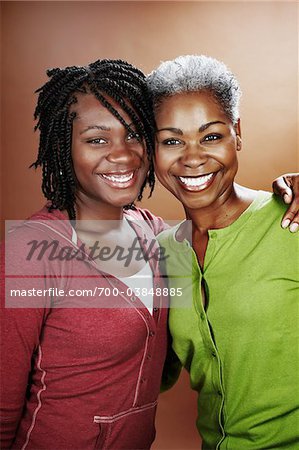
[2,206,74,276]
[156,228,174,246]
[125,207,169,236]
[5,205,73,244]
[247,192,298,252]
[250,191,289,222]
[156,220,185,246]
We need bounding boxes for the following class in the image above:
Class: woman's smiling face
[71,93,149,210]
[154,91,241,212]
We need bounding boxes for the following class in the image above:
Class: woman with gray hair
[147,55,299,449]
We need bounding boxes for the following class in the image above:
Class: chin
[174,192,215,211]
[111,191,140,208]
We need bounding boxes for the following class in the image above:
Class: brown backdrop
[1,2,298,449]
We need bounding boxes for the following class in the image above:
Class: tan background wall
[1,2,298,449]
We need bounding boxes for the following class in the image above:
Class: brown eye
[203,134,222,142]
[86,138,107,145]
[162,138,182,146]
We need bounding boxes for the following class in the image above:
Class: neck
[75,194,124,222]
[184,183,257,233]
[73,194,128,236]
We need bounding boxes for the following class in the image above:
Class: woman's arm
[272,173,299,232]
[0,308,44,448]
[0,238,48,449]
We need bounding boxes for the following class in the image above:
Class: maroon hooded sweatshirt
[0,206,169,449]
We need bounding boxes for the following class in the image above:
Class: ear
[234,118,242,152]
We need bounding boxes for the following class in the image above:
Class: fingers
[281,207,299,233]
[276,173,299,232]
[272,176,293,204]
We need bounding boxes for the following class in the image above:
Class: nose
[180,142,207,168]
[107,141,140,165]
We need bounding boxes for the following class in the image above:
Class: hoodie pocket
[93,401,157,450]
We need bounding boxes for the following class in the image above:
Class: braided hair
[32,59,156,220]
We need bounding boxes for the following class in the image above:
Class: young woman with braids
[0,59,169,450]
[1,57,298,450]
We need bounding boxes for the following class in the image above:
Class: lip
[97,169,139,189]
[176,171,218,192]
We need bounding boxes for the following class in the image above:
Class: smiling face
[154,91,241,212]
[71,93,149,214]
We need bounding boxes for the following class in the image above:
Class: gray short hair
[147,55,241,124]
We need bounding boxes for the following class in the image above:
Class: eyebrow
[199,121,226,132]
[156,127,183,135]
[79,122,136,135]
[80,125,111,135]
[157,121,226,134]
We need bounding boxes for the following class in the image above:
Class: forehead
[72,92,133,127]
[155,91,228,125]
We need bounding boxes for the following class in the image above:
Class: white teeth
[179,173,214,187]
[102,172,134,183]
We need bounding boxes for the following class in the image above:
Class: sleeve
[0,235,49,449]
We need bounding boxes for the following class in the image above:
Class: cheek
[72,145,98,171]
[215,145,238,167]
[153,158,167,180]
[154,160,176,192]
[154,149,174,174]
[72,154,89,174]
[226,148,239,167]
